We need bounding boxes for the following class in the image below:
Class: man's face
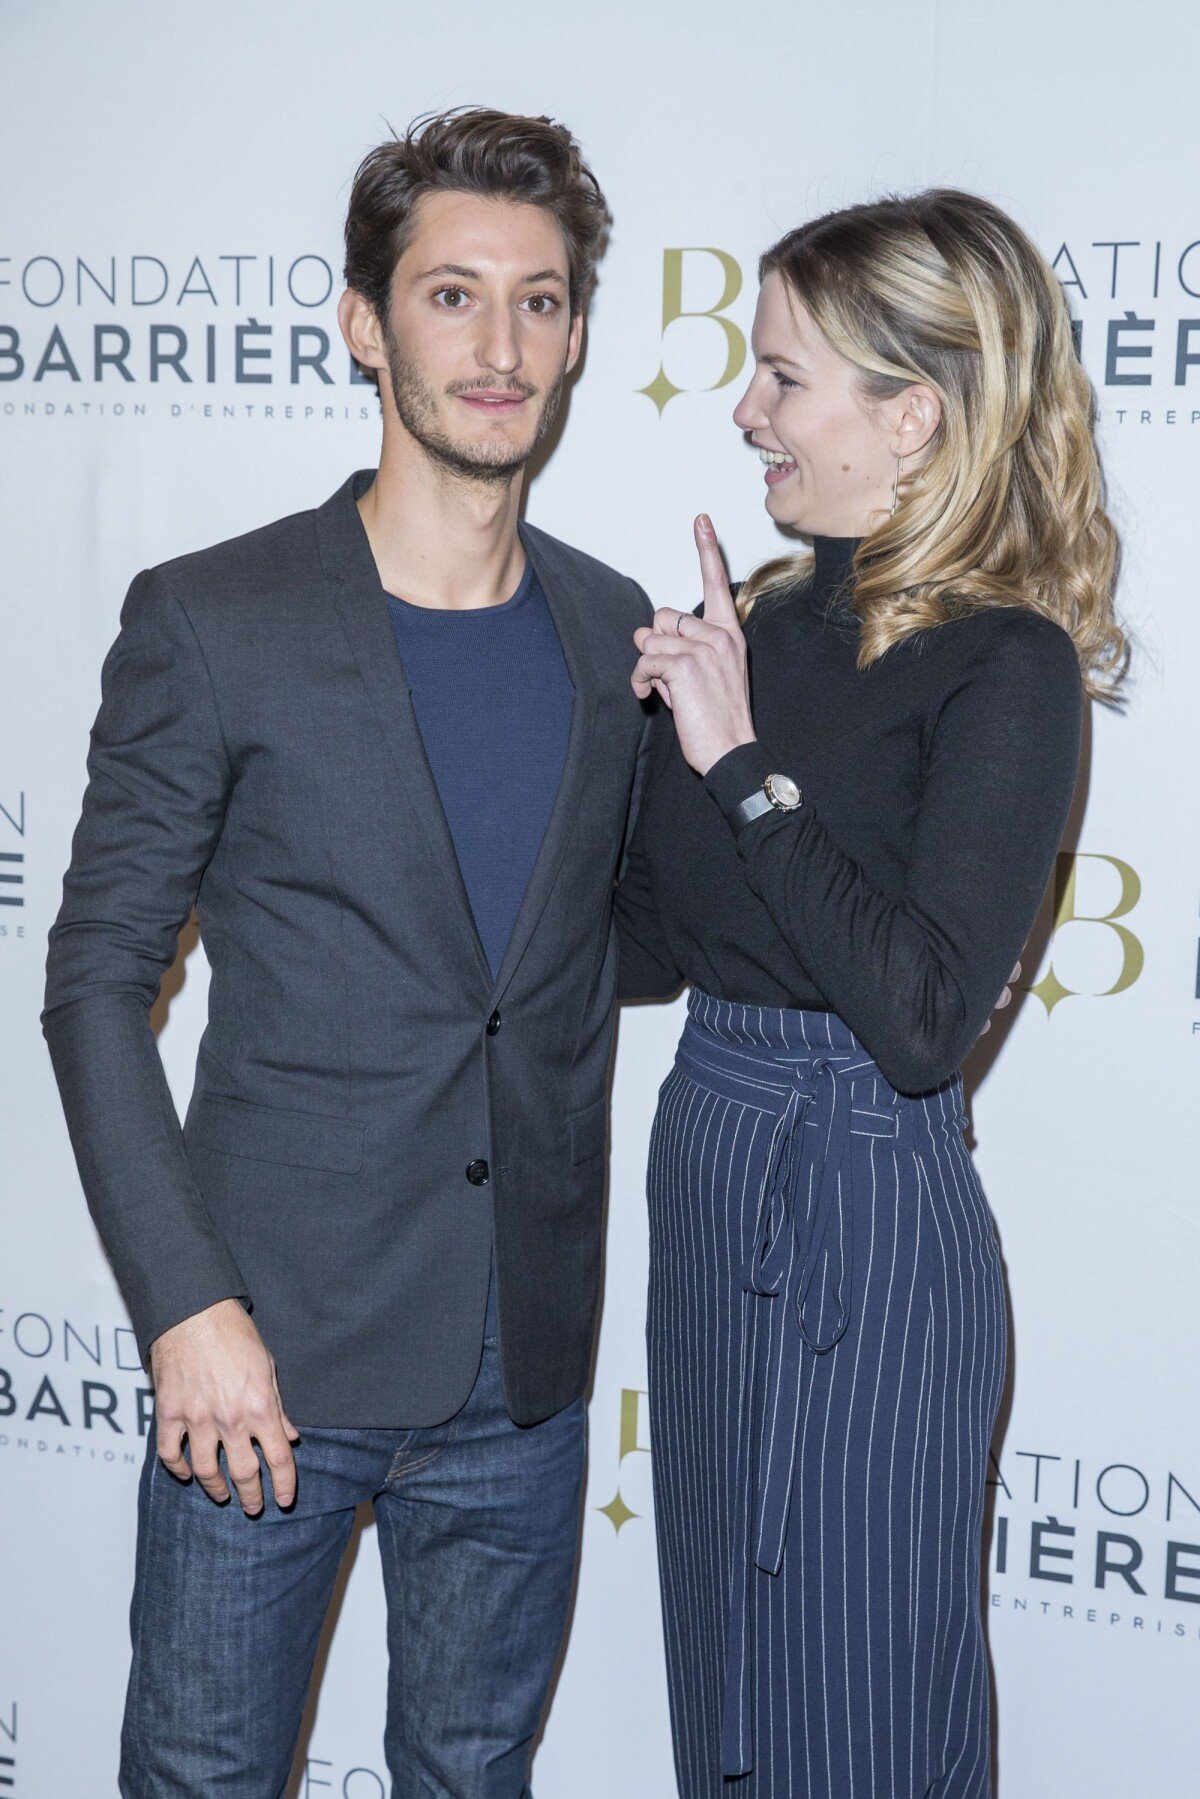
[372,190,583,484]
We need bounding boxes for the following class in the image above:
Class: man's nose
[477,307,521,376]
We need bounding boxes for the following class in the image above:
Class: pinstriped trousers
[646,991,1006,1798]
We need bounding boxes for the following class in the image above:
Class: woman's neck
[808,534,862,613]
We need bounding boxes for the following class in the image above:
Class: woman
[614,189,1126,1797]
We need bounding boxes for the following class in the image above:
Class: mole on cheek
[841,463,851,473]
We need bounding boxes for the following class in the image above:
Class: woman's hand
[980,962,1022,1034]
[631,515,757,777]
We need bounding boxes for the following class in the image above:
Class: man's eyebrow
[414,263,481,282]
[414,263,568,285]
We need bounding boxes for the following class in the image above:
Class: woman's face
[733,271,902,539]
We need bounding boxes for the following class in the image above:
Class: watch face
[768,773,801,808]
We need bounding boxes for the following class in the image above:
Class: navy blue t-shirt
[385,560,575,984]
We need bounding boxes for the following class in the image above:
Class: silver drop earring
[890,452,904,518]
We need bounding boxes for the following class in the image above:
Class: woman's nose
[733,379,766,431]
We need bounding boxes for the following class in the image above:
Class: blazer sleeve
[614,814,685,1002]
[611,582,684,1003]
[42,566,249,1365]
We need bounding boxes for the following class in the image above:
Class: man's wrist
[143,1289,252,1367]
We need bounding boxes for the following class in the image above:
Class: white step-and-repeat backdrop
[2,3,1197,1793]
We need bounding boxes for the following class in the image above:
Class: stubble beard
[383,331,566,488]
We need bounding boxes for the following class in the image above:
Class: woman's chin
[764,486,807,532]
[765,488,846,539]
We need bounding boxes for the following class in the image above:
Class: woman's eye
[434,287,469,309]
[773,371,801,391]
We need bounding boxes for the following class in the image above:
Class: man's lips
[455,391,530,413]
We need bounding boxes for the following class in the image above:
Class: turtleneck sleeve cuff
[702,740,778,832]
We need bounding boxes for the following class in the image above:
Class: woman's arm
[701,613,1083,1092]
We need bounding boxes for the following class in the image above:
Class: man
[43,108,653,1797]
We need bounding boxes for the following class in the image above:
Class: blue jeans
[119,1271,586,1797]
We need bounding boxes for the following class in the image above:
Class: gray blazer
[42,469,654,1427]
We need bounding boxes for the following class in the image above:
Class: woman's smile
[757,444,799,485]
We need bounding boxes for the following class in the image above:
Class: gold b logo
[596,1387,652,1535]
[638,249,747,415]
[1028,852,1144,1016]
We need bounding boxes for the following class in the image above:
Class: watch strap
[703,741,785,834]
[731,786,776,829]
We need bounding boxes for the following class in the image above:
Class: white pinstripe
[646,993,1005,1798]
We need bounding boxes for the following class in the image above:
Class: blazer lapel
[315,470,493,992]
[314,473,603,1008]
[487,520,599,1006]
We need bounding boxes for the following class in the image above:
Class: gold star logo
[596,1487,640,1534]
[1028,964,1073,1017]
[637,367,683,417]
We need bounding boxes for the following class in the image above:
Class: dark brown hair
[343,106,609,331]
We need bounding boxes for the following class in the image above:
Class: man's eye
[434,287,468,308]
[523,293,560,315]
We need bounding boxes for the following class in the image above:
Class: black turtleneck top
[613,537,1083,1095]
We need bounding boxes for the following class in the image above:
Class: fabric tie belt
[677,1027,900,1778]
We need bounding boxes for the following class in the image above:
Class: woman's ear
[891,383,942,460]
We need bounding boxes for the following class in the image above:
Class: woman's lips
[765,461,797,485]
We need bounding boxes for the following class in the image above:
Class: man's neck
[357,428,527,613]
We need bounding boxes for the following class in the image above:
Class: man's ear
[565,309,585,377]
[338,287,388,378]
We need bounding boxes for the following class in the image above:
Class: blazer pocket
[187,1094,365,1174]
[568,1097,609,1166]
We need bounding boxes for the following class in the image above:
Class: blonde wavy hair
[738,189,1127,701]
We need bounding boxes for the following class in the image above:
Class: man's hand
[631,515,756,777]
[150,1298,300,1514]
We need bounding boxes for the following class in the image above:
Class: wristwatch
[731,771,803,829]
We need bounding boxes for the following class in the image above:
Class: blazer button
[486,1010,502,1035]
[466,1159,490,1185]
